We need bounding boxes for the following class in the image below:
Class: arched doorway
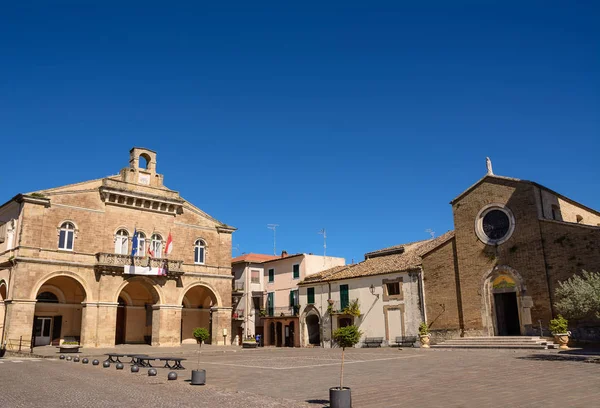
[269,322,275,346]
[492,275,521,335]
[482,266,528,336]
[180,285,218,344]
[116,279,160,345]
[306,314,321,345]
[33,276,87,346]
[0,281,7,343]
[276,322,283,347]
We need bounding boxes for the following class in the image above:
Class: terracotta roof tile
[300,231,455,284]
[231,253,279,264]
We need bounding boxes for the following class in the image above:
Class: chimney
[281,250,288,258]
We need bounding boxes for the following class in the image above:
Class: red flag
[164,232,173,256]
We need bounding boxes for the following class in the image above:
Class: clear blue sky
[1,2,599,263]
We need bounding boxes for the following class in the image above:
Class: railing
[263,306,300,318]
[95,253,184,275]
[6,337,33,353]
[232,309,244,319]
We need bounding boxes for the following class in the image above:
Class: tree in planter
[549,315,570,350]
[554,270,600,319]
[332,325,362,390]
[192,327,210,370]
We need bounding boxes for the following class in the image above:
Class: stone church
[0,147,235,348]
[422,162,600,342]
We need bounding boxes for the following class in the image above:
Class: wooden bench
[363,337,384,348]
[393,336,418,347]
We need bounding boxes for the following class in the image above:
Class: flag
[147,235,155,258]
[164,232,173,256]
[131,228,139,257]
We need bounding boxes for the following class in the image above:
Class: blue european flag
[131,228,138,257]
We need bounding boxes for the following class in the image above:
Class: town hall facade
[0,147,235,348]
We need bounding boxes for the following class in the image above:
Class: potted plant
[191,327,210,385]
[242,337,258,349]
[549,315,570,350]
[418,322,431,348]
[330,325,362,408]
[59,341,81,353]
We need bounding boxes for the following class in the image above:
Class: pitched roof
[231,253,280,264]
[299,231,455,284]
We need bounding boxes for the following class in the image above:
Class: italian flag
[164,232,173,256]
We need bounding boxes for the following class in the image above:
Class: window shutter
[307,287,315,304]
[289,290,294,307]
[293,264,300,279]
[340,284,349,310]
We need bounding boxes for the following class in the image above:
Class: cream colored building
[0,147,235,349]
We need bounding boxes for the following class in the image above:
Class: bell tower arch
[120,147,164,187]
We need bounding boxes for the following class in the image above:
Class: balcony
[232,281,244,295]
[95,253,184,276]
[262,305,301,318]
[232,309,244,320]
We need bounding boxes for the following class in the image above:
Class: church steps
[432,336,558,350]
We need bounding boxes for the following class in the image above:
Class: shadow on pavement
[517,352,600,364]
[305,399,329,407]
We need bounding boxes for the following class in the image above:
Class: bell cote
[120,147,164,188]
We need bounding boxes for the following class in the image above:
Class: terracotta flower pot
[553,333,570,350]
[419,334,431,348]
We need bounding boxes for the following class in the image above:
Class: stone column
[3,299,36,347]
[151,305,182,347]
[80,302,118,348]
[210,307,232,345]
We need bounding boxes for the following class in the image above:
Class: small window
[576,215,583,223]
[268,269,274,283]
[150,234,163,258]
[307,287,315,304]
[386,282,400,296]
[293,264,300,279]
[58,222,75,251]
[250,270,260,284]
[194,239,206,264]
[114,229,129,255]
[252,296,261,310]
[551,205,561,221]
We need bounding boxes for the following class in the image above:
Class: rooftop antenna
[232,244,240,256]
[425,229,435,239]
[267,224,279,255]
[318,228,327,266]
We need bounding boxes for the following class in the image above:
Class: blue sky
[1,2,599,263]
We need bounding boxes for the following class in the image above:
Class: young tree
[332,325,362,389]
[193,327,210,370]
[554,271,600,319]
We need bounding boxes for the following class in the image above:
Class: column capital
[151,304,183,310]
[81,301,119,308]
[210,306,233,312]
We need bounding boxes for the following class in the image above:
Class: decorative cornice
[16,194,51,207]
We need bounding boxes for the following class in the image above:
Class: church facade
[422,169,600,342]
[0,147,235,348]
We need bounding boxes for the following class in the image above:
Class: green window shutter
[307,287,315,304]
[267,292,274,316]
[289,290,294,307]
[268,269,274,283]
[340,284,349,310]
[293,264,300,279]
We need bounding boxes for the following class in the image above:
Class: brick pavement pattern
[2,348,600,407]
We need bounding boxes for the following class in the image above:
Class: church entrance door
[494,292,520,336]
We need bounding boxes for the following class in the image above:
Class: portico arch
[115,277,163,345]
[30,271,93,303]
[179,283,219,344]
[481,265,530,336]
[301,305,322,347]
[32,275,88,346]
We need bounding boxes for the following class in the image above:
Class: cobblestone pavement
[2,347,600,407]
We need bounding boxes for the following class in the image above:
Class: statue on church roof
[486,157,494,175]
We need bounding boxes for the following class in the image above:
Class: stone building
[422,169,600,342]
[0,147,235,348]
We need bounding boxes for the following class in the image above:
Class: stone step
[442,339,548,344]
[432,344,549,350]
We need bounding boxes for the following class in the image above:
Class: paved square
[1,347,599,407]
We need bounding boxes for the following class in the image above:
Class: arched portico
[301,305,322,347]
[481,265,532,336]
[179,283,218,344]
[115,277,163,345]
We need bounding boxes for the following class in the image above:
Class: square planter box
[242,342,258,348]
[59,345,80,353]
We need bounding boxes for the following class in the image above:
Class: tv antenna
[232,244,241,256]
[267,224,279,255]
[425,229,435,239]
[318,228,327,258]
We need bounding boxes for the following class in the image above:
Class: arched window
[114,229,129,255]
[194,239,206,264]
[137,232,146,256]
[58,222,75,251]
[37,291,59,303]
[150,234,163,258]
